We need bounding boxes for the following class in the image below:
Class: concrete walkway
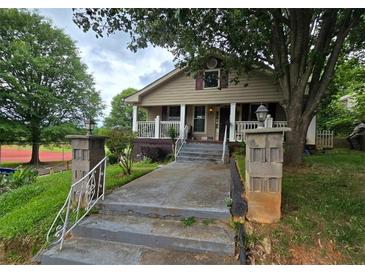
[100,162,232,219]
[40,161,236,265]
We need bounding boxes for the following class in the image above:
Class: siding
[137,70,283,106]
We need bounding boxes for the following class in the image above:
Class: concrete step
[72,214,235,255]
[184,144,224,150]
[179,151,224,158]
[176,155,223,163]
[179,147,223,156]
[97,201,231,220]
[40,237,238,265]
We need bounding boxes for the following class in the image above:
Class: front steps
[176,142,229,163]
[39,193,236,265]
[41,238,237,265]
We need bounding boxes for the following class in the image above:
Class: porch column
[132,105,138,133]
[180,104,186,137]
[229,102,236,142]
[154,115,160,138]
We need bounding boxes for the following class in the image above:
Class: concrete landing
[41,238,238,265]
[99,162,231,219]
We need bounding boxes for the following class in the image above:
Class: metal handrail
[222,124,228,162]
[175,125,189,159]
[46,156,108,250]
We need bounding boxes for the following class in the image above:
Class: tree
[73,8,365,165]
[318,57,365,135]
[0,9,103,164]
[104,87,146,129]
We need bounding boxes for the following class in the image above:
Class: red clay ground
[0,148,72,163]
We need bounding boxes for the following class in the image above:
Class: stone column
[132,105,138,133]
[180,104,186,138]
[229,102,236,142]
[66,135,107,207]
[244,127,290,223]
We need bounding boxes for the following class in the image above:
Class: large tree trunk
[29,126,41,165]
[284,110,312,166]
[30,141,40,165]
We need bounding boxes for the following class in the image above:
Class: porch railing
[137,120,180,139]
[160,121,180,138]
[235,121,288,142]
[138,121,155,138]
[222,124,228,162]
[46,156,108,250]
[175,125,189,159]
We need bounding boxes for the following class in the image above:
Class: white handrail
[222,124,228,162]
[46,156,108,250]
[175,125,189,159]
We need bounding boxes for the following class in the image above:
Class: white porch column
[154,115,160,138]
[229,102,236,142]
[179,104,186,137]
[132,105,138,133]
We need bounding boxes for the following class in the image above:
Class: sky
[36,8,175,119]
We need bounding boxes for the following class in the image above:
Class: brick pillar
[66,135,107,207]
[244,127,290,223]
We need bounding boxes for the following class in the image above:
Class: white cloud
[36,8,175,119]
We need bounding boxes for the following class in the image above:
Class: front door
[219,107,230,141]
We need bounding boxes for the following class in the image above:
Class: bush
[106,129,136,175]
[0,168,38,194]
[140,146,168,162]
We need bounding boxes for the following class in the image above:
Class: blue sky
[36,8,175,116]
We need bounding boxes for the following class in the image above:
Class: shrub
[106,129,136,175]
[140,146,168,162]
[168,127,178,154]
[0,168,38,194]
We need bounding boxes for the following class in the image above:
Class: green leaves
[0,9,103,147]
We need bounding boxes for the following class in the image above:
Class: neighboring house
[125,58,316,151]
[339,93,357,110]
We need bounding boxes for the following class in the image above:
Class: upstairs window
[204,69,220,89]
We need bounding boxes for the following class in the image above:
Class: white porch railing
[46,156,108,250]
[160,121,180,138]
[235,121,288,142]
[175,125,189,159]
[138,121,155,138]
[222,124,228,162]
[137,120,180,139]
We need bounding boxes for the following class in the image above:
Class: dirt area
[245,222,345,265]
[0,148,71,163]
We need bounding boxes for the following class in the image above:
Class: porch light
[85,118,96,135]
[209,107,214,113]
[255,104,269,127]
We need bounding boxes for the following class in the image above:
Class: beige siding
[138,71,283,106]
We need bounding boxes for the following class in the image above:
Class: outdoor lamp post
[85,118,96,135]
[255,104,269,128]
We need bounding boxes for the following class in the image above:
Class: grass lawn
[0,161,158,264]
[235,148,365,264]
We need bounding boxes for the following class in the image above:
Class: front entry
[219,107,230,141]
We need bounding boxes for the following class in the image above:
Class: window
[204,69,220,89]
[193,106,206,132]
[167,106,180,121]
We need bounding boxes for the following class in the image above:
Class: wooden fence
[316,130,334,149]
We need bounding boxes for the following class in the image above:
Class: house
[125,57,316,159]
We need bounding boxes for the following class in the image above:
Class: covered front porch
[132,102,287,142]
